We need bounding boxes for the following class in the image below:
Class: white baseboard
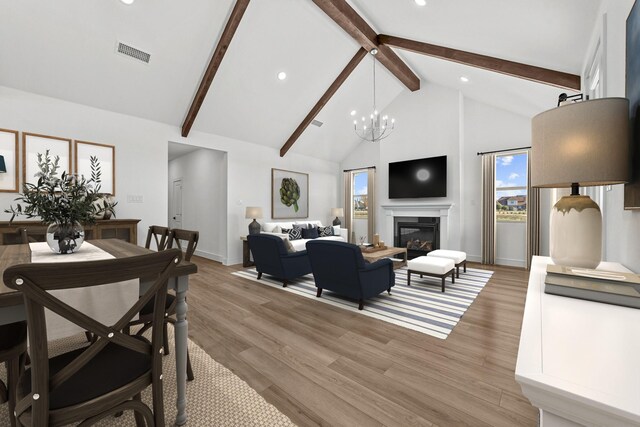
[194,249,225,264]
[467,254,481,263]
[495,257,526,268]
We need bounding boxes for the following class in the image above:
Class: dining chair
[128,228,198,381]
[145,226,171,252]
[0,321,28,427]
[3,248,180,426]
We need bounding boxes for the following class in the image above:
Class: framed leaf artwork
[22,133,71,186]
[0,128,19,192]
[271,168,309,219]
[75,140,115,195]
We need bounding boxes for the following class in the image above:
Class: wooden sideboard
[516,256,640,426]
[0,219,141,245]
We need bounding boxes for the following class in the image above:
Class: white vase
[549,195,601,268]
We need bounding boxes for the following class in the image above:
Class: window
[495,152,527,222]
[353,171,368,219]
[585,40,603,100]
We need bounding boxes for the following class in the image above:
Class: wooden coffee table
[361,247,408,270]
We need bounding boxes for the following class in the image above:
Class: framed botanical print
[75,140,115,195]
[625,0,640,208]
[0,128,19,192]
[22,133,72,186]
[271,168,309,219]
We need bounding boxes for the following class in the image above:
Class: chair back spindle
[145,225,170,251]
[168,229,199,262]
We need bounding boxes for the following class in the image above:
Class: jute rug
[234,266,493,340]
[0,330,294,426]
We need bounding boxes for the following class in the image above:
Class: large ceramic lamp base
[549,195,602,269]
[248,219,261,235]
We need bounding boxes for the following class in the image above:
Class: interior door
[170,178,183,229]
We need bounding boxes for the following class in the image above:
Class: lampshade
[0,155,5,173]
[531,97,630,188]
[331,208,344,217]
[245,207,263,219]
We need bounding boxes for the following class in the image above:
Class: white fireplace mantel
[380,203,454,249]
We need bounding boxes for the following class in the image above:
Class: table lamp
[245,207,263,235]
[331,208,343,226]
[531,97,630,268]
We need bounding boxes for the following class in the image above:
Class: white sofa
[262,220,347,251]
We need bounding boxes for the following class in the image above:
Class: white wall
[462,98,532,264]
[583,0,640,271]
[342,83,463,249]
[0,86,172,236]
[341,84,534,266]
[168,148,227,262]
[0,85,341,265]
[180,131,341,265]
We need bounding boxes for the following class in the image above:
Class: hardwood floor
[185,258,538,426]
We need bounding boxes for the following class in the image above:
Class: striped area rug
[233,266,493,340]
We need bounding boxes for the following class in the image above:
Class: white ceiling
[0,0,602,162]
[168,142,202,161]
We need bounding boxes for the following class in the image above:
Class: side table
[240,236,254,267]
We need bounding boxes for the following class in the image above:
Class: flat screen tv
[389,155,447,198]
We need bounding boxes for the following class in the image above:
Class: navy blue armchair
[306,240,395,310]
[247,234,312,287]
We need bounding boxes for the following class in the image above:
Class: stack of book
[545,264,640,309]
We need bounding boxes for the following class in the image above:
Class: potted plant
[5,150,107,254]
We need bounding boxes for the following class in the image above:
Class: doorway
[168,142,228,263]
[170,178,183,229]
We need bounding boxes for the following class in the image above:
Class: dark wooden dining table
[0,239,198,426]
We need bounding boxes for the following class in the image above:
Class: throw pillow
[302,227,319,239]
[282,227,302,240]
[283,238,296,253]
[295,222,315,229]
[318,225,334,237]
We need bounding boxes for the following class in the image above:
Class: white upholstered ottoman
[407,256,455,292]
[427,249,467,278]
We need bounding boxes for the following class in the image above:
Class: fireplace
[381,203,452,254]
[395,217,439,259]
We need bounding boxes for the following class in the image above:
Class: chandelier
[353,48,396,143]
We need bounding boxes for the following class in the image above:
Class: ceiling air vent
[311,120,323,127]
[116,42,151,64]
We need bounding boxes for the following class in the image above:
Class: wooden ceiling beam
[280,48,368,157]
[378,34,581,91]
[311,0,420,92]
[181,0,251,137]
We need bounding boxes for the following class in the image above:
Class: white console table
[516,256,640,426]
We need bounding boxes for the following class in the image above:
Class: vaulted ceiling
[0,0,602,162]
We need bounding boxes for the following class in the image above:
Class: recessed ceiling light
[350,110,357,116]
[277,71,287,81]
[415,0,427,6]
[120,0,134,5]
[460,76,470,83]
